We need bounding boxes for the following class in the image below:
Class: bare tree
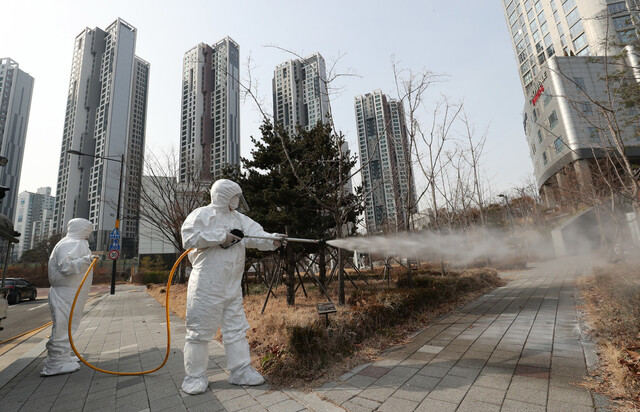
[135,149,210,282]
[415,98,464,275]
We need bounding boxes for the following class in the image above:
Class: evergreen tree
[224,120,363,305]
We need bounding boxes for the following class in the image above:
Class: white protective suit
[41,218,94,376]
[181,179,281,394]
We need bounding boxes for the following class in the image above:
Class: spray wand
[244,234,324,244]
[223,229,324,248]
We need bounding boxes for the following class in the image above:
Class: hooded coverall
[181,179,280,394]
[41,218,94,376]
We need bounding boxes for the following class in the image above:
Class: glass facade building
[0,58,34,223]
[180,37,240,182]
[355,90,416,233]
[502,0,640,205]
[54,18,149,255]
[272,53,330,138]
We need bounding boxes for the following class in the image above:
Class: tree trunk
[285,244,295,306]
[338,248,345,305]
[318,245,326,289]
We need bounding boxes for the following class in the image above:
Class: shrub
[582,264,640,409]
[138,271,170,285]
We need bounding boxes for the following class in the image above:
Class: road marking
[28,303,48,311]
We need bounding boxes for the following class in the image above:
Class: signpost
[108,228,121,276]
[109,239,120,251]
[109,228,120,240]
[317,302,337,327]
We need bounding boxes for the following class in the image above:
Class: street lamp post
[68,149,124,294]
[498,194,514,234]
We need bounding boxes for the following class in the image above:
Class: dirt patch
[580,263,640,411]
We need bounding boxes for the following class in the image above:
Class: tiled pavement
[316,256,610,412]
[0,256,609,411]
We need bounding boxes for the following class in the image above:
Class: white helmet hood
[210,179,242,210]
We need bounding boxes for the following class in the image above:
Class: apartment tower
[273,53,330,137]
[501,0,640,205]
[13,187,55,259]
[54,18,149,255]
[0,58,34,222]
[355,90,416,233]
[180,37,240,182]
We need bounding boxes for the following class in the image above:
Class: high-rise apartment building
[180,37,240,182]
[13,187,55,259]
[0,58,34,222]
[273,53,330,137]
[54,18,149,255]
[355,90,416,233]
[502,0,640,205]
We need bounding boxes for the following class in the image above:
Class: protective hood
[210,179,242,210]
[66,218,93,240]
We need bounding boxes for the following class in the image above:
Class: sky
[2,0,533,203]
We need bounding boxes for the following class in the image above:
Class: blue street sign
[109,228,121,239]
[109,239,120,251]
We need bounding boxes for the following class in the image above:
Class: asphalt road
[0,285,112,342]
[0,289,51,341]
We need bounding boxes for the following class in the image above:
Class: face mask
[229,195,240,210]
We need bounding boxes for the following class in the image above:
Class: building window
[566,8,580,27]
[573,77,585,90]
[562,0,576,13]
[542,151,548,165]
[608,2,627,14]
[573,33,587,51]
[569,20,584,39]
[581,102,592,115]
[554,137,565,153]
[537,129,543,143]
[538,52,547,64]
[577,46,590,56]
[548,110,558,129]
[588,127,600,143]
[613,15,632,30]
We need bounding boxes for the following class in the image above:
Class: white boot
[41,361,80,376]
[182,341,210,395]
[182,375,209,394]
[229,364,265,386]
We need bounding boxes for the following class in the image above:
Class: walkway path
[0,256,609,411]
[316,256,609,411]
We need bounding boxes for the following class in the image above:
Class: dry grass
[148,264,504,389]
[581,263,640,411]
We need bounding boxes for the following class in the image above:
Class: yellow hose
[68,249,192,376]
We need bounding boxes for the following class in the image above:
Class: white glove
[222,232,241,248]
[273,234,287,248]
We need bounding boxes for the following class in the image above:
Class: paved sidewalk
[316,256,609,412]
[0,256,609,411]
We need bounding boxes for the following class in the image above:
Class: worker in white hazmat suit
[41,218,94,376]
[181,179,284,394]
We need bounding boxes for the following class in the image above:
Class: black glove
[221,229,244,249]
[230,229,245,239]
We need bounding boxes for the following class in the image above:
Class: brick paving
[0,256,610,411]
[317,256,610,411]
